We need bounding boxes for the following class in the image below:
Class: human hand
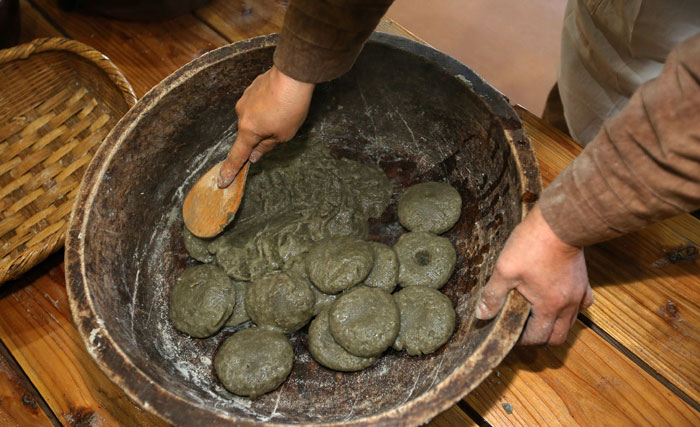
[218,65,315,188]
[475,204,594,345]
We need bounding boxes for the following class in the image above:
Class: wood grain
[515,106,582,186]
[30,0,227,97]
[19,0,63,43]
[195,0,421,45]
[375,18,426,43]
[428,404,477,427]
[466,322,700,426]
[0,256,167,426]
[0,340,55,426]
[584,223,700,405]
[519,106,700,406]
[194,0,287,41]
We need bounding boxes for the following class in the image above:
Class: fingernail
[217,170,233,189]
[249,151,262,163]
[475,301,488,319]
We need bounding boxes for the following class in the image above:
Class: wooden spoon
[182,161,251,238]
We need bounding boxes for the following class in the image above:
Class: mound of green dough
[308,309,377,372]
[245,271,315,333]
[215,328,293,398]
[183,226,214,263]
[393,287,455,355]
[328,286,400,357]
[397,182,462,234]
[204,138,392,282]
[224,279,250,328]
[394,231,456,289]
[305,236,375,294]
[364,241,399,293]
[169,264,234,338]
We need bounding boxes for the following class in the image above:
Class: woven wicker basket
[0,37,136,285]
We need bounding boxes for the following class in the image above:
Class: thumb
[476,269,517,320]
[218,130,260,188]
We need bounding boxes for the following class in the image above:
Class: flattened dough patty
[224,279,250,328]
[309,309,377,372]
[286,256,336,316]
[170,264,233,338]
[215,328,293,398]
[364,242,398,293]
[393,287,455,355]
[328,286,400,357]
[397,182,462,234]
[183,226,214,263]
[394,231,456,289]
[245,271,315,333]
[305,236,374,294]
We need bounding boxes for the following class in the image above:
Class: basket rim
[0,37,137,110]
[0,37,136,285]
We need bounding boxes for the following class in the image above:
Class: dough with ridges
[398,182,462,234]
[328,286,400,357]
[215,328,293,398]
[170,264,233,338]
[245,270,315,333]
[364,241,398,293]
[393,287,455,355]
[305,236,374,294]
[309,309,377,371]
[183,226,214,263]
[394,231,456,289]
[225,279,250,327]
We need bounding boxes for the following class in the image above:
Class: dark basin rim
[65,33,537,426]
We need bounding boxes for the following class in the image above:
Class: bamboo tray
[0,38,136,285]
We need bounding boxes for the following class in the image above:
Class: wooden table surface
[1,1,699,426]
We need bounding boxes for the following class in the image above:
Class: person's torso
[560,0,700,143]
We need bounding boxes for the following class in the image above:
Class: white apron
[559,0,700,144]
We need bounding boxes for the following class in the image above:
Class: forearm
[540,34,700,247]
[274,0,394,83]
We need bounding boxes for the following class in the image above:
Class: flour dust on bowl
[65,33,540,425]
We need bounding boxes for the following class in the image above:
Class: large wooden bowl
[65,33,541,425]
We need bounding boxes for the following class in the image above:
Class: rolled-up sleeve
[273,0,394,83]
[540,34,700,247]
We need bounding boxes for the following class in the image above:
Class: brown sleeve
[273,0,395,83]
[540,33,700,247]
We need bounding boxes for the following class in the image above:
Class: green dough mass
[394,231,456,289]
[393,287,455,355]
[397,182,462,234]
[285,256,336,316]
[308,309,377,372]
[364,241,398,293]
[305,236,375,294]
[214,328,293,398]
[245,271,315,333]
[169,264,233,338]
[328,286,400,357]
[207,138,392,281]
[183,226,214,263]
[310,284,337,316]
[224,279,250,328]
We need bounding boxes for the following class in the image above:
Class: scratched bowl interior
[66,34,540,425]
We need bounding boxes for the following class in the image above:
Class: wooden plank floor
[520,108,700,409]
[464,110,700,425]
[0,339,56,426]
[1,0,698,425]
